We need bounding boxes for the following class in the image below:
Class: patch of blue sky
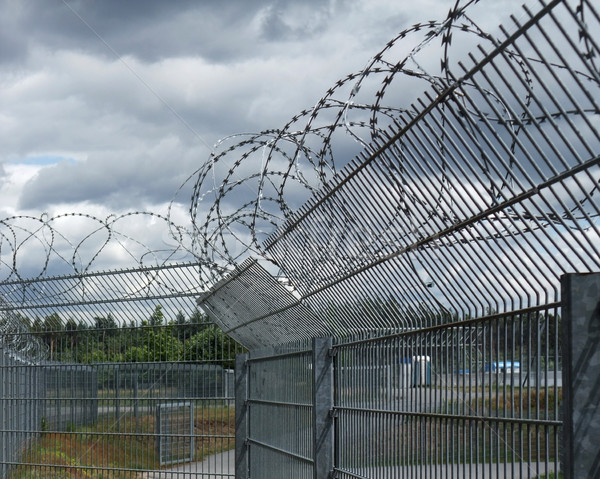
[13,155,76,166]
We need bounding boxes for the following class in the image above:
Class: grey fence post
[235,353,249,479]
[313,337,334,479]
[0,348,5,479]
[561,272,600,479]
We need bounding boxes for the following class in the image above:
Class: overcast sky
[0,0,529,275]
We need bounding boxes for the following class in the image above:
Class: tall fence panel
[332,306,562,478]
[207,0,600,478]
[0,264,243,479]
[236,303,565,478]
[0,350,42,479]
[245,347,314,479]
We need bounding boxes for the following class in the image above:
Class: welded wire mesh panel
[332,306,562,478]
[41,364,98,430]
[196,3,597,477]
[0,264,241,479]
[199,258,322,349]
[0,351,42,479]
[253,0,600,341]
[0,263,204,326]
[247,349,314,479]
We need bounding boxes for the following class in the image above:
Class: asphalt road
[141,450,234,478]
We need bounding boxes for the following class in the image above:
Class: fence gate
[157,402,195,466]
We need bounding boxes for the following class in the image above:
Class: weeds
[10,406,234,479]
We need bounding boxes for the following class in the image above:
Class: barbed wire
[0,0,598,361]
[179,0,600,282]
[0,0,595,286]
[0,297,48,362]
[0,211,196,282]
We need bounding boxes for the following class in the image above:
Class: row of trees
[18,299,559,367]
[20,306,241,367]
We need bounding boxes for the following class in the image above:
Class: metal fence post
[0,348,5,479]
[561,272,600,479]
[313,337,333,479]
[235,353,249,479]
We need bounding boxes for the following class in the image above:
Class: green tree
[31,317,43,333]
[183,325,237,367]
[93,314,119,359]
[94,314,118,334]
[81,348,109,364]
[125,327,182,362]
[62,317,79,360]
[123,306,182,362]
[146,305,164,327]
[17,312,32,330]
[124,345,149,363]
[171,309,206,341]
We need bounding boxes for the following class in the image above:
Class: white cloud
[0,0,541,277]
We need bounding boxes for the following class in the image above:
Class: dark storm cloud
[0,0,338,64]
[0,0,524,215]
[259,2,335,41]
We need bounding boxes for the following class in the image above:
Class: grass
[467,388,562,416]
[338,415,560,468]
[10,406,234,479]
[337,387,562,470]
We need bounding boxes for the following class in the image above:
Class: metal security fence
[0,354,99,478]
[236,304,564,478]
[0,349,42,479]
[0,264,243,479]
[246,349,314,478]
[0,0,598,477]
[41,363,98,431]
[331,307,562,478]
[202,0,600,478]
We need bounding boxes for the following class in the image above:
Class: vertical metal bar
[134,372,139,434]
[236,353,249,479]
[313,337,333,479]
[561,272,600,479]
[114,368,120,433]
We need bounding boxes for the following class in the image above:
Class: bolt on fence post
[235,353,249,479]
[312,337,334,479]
[561,272,600,479]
